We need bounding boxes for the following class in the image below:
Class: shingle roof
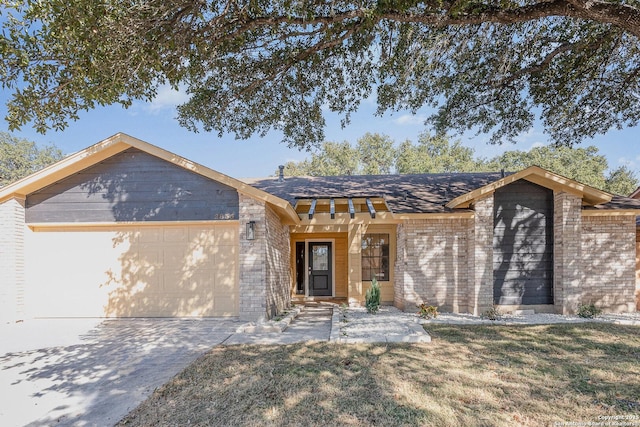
[245,172,506,213]
[246,172,640,215]
[585,195,640,211]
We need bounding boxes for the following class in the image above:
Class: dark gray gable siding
[493,179,554,305]
[26,148,239,223]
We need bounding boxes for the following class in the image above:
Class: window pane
[312,245,329,270]
[361,234,389,281]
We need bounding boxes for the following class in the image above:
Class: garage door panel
[214,247,237,264]
[214,228,238,245]
[214,273,237,293]
[138,228,161,242]
[163,227,189,242]
[214,296,237,315]
[26,224,239,317]
[163,271,215,292]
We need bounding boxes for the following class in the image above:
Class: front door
[309,242,332,296]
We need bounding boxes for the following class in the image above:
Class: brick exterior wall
[238,194,292,321]
[636,228,640,311]
[581,215,636,313]
[469,195,494,315]
[396,218,470,312]
[393,224,406,310]
[0,197,25,323]
[554,192,582,314]
[394,190,638,316]
[264,204,291,318]
[238,194,267,321]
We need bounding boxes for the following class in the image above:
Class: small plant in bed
[365,277,381,314]
[482,305,502,321]
[417,303,438,319]
[577,303,602,319]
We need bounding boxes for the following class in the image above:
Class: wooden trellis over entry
[294,197,390,221]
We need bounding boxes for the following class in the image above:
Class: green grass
[118,323,640,427]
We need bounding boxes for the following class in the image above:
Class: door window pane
[312,245,329,270]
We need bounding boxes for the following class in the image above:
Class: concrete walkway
[225,305,333,345]
[332,306,432,343]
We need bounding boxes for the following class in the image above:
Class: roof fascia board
[393,212,474,220]
[581,209,640,216]
[298,212,400,226]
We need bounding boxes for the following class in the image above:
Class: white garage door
[25,223,238,318]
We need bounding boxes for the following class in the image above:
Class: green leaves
[1,0,639,148]
[0,132,63,186]
[365,277,381,314]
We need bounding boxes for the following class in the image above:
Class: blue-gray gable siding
[493,179,554,305]
[25,148,239,223]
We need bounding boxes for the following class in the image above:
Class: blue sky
[0,85,638,179]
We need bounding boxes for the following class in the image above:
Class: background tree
[0,132,64,187]
[1,1,639,148]
[396,133,480,173]
[282,134,393,176]
[357,133,396,175]
[282,131,638,195]
[282,141,359,176]
[484,145,638,195]
[603,166,639,196]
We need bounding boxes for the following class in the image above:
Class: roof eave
[445,166,611,209]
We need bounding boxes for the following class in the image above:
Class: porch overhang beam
[365,198,376,219]
[308,199,317,219]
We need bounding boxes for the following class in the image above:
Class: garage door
[25,223,238,318]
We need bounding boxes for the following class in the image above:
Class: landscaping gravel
[425,310,640,325]
[334,306,640,340]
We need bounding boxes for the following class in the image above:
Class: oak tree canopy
[1,0,639,149]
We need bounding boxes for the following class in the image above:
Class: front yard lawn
[118,323,640,426]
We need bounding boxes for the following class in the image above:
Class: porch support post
[347,223,363,306]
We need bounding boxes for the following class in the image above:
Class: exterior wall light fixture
[246,221,256,240]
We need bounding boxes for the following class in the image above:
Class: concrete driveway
[0,318,240,427]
